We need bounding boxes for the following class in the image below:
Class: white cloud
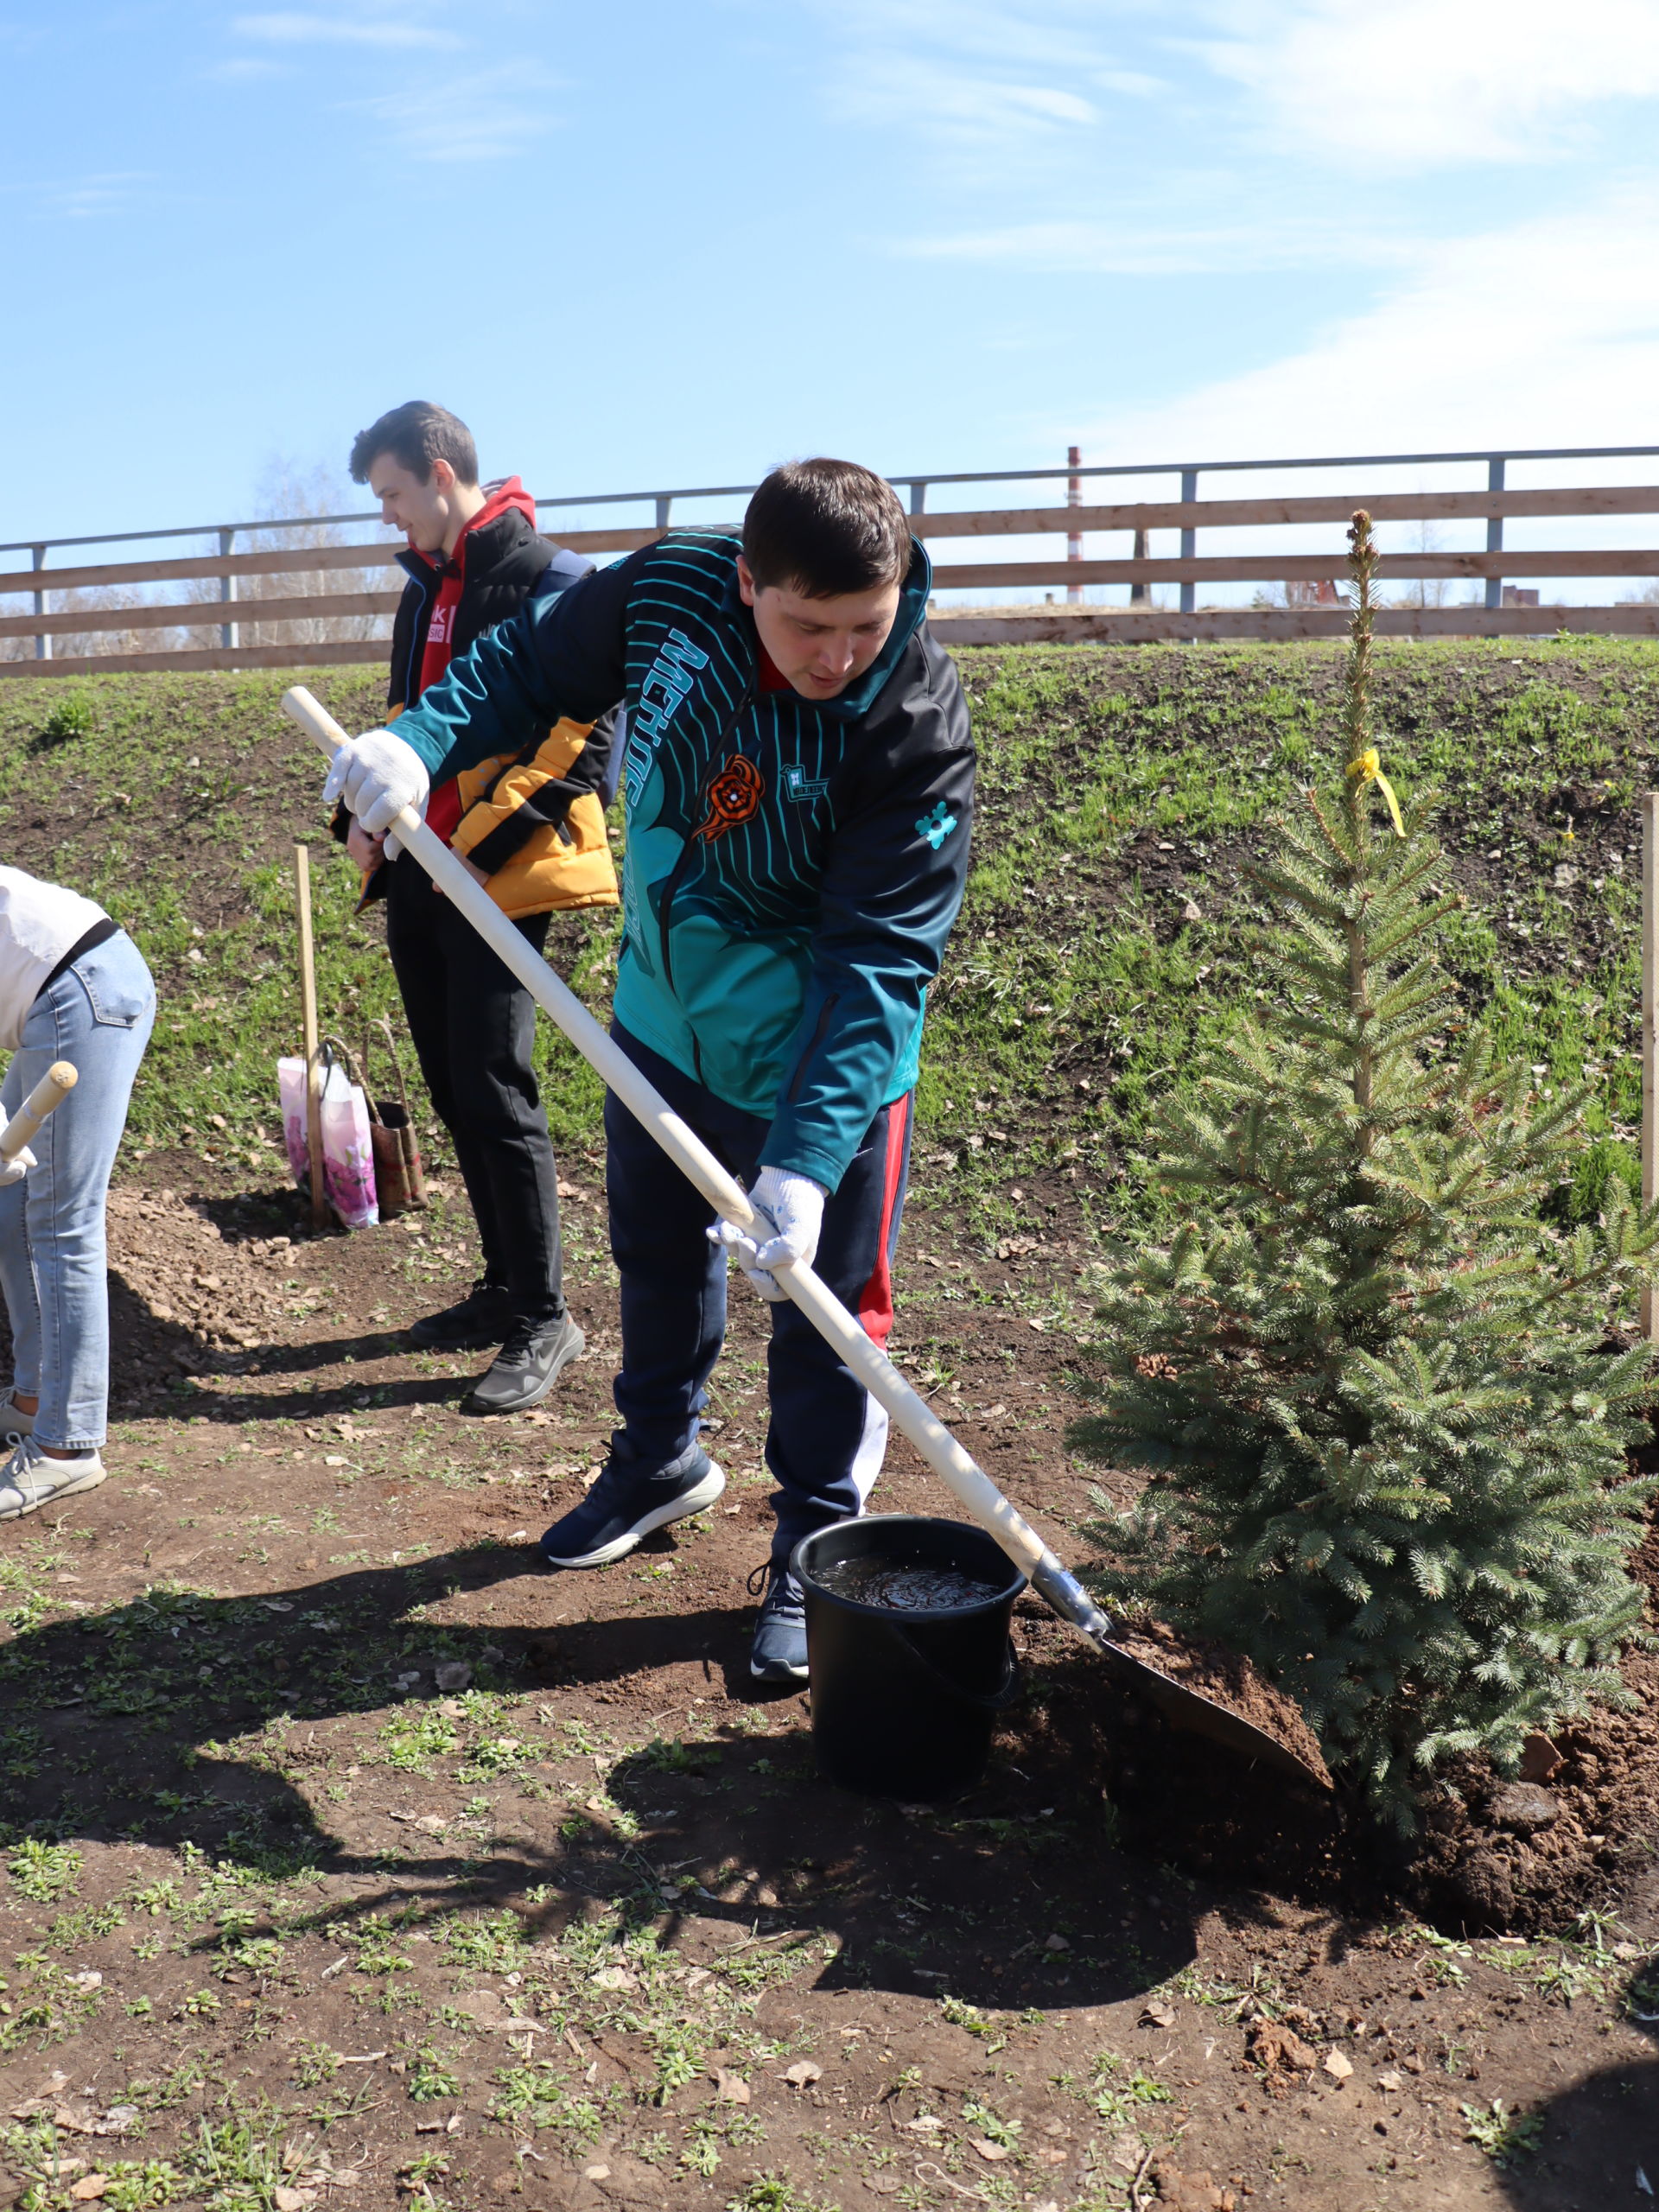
[354,65,562,162]
[33,173,153,219]
[1198,0,1659,168]
[233,11,460,51]
[822,0,1138,73]
[1076,189,1659,461]
[833,65,1096,140]
[817,0,1155,150]
[898,213,1413,276]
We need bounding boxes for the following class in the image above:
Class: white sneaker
[0,1391,34,1437]
[0,1435,105,1520]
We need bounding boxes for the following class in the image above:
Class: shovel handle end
[2,1060,79,1161]
[282,685,350,759]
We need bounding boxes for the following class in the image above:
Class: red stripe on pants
[856,1093,911,1348]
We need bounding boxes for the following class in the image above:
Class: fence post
[1645,792,1658,1342]
[654,495,672,532]
[1484,455,1505,612]
[908,480,927,517]
[31,546,49,663]
[1066,447,1083,604]
[1129,529,1148,606]
[1179,468,1198,623]
[219,526,238,652]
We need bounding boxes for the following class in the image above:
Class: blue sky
[7,1,1659,549]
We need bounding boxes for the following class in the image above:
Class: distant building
[1283,578,1343,607]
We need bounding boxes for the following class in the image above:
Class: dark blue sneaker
[540,1440,724,1569]
[748,1560,809,1683]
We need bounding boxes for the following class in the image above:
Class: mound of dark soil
[1019,1543,1659,1936]
[1407,1510,1659,1931]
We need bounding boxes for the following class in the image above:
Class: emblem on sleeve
[916,799,958,850]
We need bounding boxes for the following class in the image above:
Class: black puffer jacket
[387,496,583,712]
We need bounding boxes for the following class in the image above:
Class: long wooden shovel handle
[282,686,1112,1643]
[2,1061,77,1160]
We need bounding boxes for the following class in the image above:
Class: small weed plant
[9,1840,82,1902]
[724,2177,835,2212]
[33,690,96,751]
[1074,512,1659,1819]
[1462,2097,1544,2164]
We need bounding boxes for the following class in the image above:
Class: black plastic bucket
[792,1514,1026,1800]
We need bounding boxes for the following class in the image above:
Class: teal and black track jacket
[385,529,975,1192]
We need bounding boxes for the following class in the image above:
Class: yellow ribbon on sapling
[1349,745,1405,838]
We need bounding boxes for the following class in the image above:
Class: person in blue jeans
[0,868,155,1520]
[321,460,975,1682]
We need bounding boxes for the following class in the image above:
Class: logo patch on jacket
[697,756,765,841]
[783,763,829,803]
[917,799,958,849]
[624,627,709,804]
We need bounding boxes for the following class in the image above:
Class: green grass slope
[0,639,1652,1256]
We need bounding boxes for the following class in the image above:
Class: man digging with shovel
[322,458,974,1682]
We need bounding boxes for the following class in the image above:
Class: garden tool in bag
[280,1041,379,1231]
[358,1016,426,1217]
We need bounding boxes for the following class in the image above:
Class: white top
[0,867,109,1051]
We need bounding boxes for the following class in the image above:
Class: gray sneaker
[0,1435,105,1521]
[461,1312,585,1416]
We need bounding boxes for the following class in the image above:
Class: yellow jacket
[354,707,620,920]
[445,714,619,920]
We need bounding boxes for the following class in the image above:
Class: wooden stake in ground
[292,841,326,1232]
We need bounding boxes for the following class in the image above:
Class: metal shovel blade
[1026,1558,1332,1791]
[1092,1630,1332,1789]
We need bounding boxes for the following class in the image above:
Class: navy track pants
[604,1022,912,1564]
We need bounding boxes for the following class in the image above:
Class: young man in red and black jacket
[342,400,619,1414]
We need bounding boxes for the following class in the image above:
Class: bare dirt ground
[1,1160,1656,2212]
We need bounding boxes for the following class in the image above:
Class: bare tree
[2,461,396,664]
[221,459,397,649]
[1392,515,1453,611]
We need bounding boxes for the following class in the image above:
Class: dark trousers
[605,1022,912,1563]
[384,860,563,1320]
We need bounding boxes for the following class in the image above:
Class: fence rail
[9,444,1659,674]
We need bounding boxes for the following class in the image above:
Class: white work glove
[321,728,431,838]
[0,1107,35,1185]
[709,1165,827,1302]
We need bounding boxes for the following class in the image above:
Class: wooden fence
[7,475,1659,675]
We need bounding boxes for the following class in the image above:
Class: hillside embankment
[0,646,1654,2212]
[0,639,1651,1229]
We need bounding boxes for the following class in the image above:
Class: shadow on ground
[0,1548,1217,2012]
[1497,2051,1659,2209]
